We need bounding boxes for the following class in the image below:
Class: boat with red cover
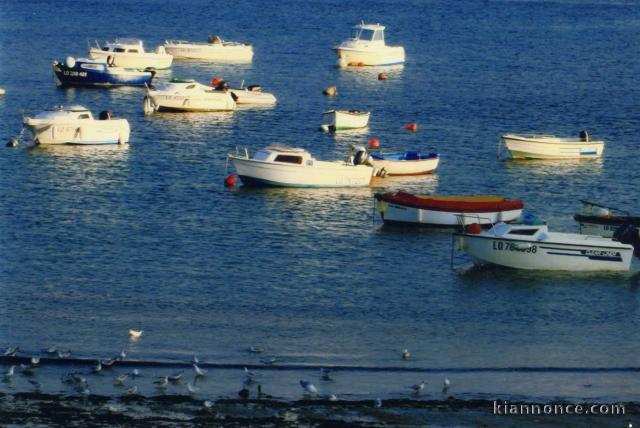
[374,192,524,226]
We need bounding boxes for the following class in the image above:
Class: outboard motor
[613,223,640,257]
[99,111,112,120]
[144,67,157,81]
[208,35,222,44]
[352,146,371,166]
[579,130,590,142]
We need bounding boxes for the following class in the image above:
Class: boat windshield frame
[350,27,384,42]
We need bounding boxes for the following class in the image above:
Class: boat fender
[65,56,76,69]
[579,130,590,142]
[404,123,418,132]
[99,111,112,120]
[224,175,236,187]
[323,85,338,96]
[613,223,640,256]
[465,223,482,234]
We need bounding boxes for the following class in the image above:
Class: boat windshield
[351,28,382,42]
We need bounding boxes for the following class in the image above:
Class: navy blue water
[1,0,640,402]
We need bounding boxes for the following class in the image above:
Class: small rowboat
[574,200,640,238]
[375,192,524,227]
[501,131,604,159]
[321,110,370,131]
[370,151,439,176]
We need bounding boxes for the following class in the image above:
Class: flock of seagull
[1,331,452,410]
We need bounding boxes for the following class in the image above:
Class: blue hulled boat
[52,57,155,87]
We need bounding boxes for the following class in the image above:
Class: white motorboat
[375,193,524,227]
[23,105,130,145]
[143,78,236,113]
[334,22,405,67]
[370,151,439,176]
[230,84,276,105]
[164,36,253,62]
[89,39,173,70]
[574,200,640,238]
[321,110,370,131]
[228,145,377,188]
[501,131,604,159]
[454,222,634,271]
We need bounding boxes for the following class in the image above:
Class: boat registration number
[63,71,88,77]
[582,249,620,257]
[492,241,537,253]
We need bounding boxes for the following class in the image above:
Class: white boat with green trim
[454,222,633,271]
[228,145,377,188]
[321,110,370,131]
[501,131,604,159]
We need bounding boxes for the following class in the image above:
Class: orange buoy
[224,175,236,187]
[368,138,380,149]
[357,62,364,67]
[211,76,224,87]
[404,123,418,132]
[378,73,388,80]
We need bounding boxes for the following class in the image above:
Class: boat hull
[455,233,633,271]
[164,43,253,61]
[230,156,374,188]
[322,111,370,130]
[502,134,604,159]
[24,119,130,145]
[371,156,439,176]
[335,46,405,67]
[145,92,236,112]
[88,48,173,70]
[52,63,153,87]
[230,89,276,105]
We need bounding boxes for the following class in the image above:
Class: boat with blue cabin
[53,57,156,87]
[370,151,439,175]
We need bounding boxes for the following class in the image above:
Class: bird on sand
[193,364,206,378]
[169,370,183,382]
[125,385,138,395]
[92,361,102,373]
[410,381,426,395]
[300,380,318,395]
[153,376,168,388]
[443,378,450,392]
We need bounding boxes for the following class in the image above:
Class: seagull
[203,400,214,410]
[247,346,264,354]
[4,365,15,379]
[299,380,318,395]
[125,385,138,395]
[114,374,129,386]
[30,357,40,366]
[169,371,183,382]
[57,350,71,359]
[4,346,19,357]
[320,368,332,381]
[45,345,57,355]
[402,349,411,360]
[374,397,382,408]
[193,355,199,364]
[119,349,127,360]
[153,376,168,388]
[260,356,277,365]
[131,369,141,378]
[193,364,206,378]
[410,381,426,395]
[28,380,42,391]
[186,381,199,394]
[443,378,450,392]
[92,361,102,373]
[243,367,259,384]
[101,358,116,368]
[324,393,338,401]
[128,329,143,340]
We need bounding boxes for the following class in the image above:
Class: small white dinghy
[370,151,439,176]
[23,105,130,145]
[89,39,173,70]
[164,36,253,62]
[501,131,604,159]
[321,110,370,131]
[144,78,236,113]
[228,145,378,188]
[454,222,634,271]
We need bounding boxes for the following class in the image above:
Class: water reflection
[503,158,604,176]
[28,143,130,160]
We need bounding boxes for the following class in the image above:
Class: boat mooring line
[0,356,639,373]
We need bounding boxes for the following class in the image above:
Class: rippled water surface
[1,0,640,402]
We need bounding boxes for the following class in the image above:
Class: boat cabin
[33,105,94,121]
[101,39,146,54]
[253,146,314,165]
[350,23,386,44]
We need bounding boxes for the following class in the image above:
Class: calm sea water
[1,0,640,402]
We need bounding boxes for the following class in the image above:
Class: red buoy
[211,76,224,87]
[404,123,418,132]
[357,62,364,67]
[368,138,380,149]
[224,175,236,187]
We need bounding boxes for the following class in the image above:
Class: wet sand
[1,393,636,427]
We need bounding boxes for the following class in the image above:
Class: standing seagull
[92,361,102,374]
[128,329,143,340]
[3,365,15,380]
[409,381,426,395]
[299,380,318,395]
[402,349,411,360]
[320,368,332,381]
[193,364,206,378]
[443,378,450,392]
[374,397,383,408]
[154,376,168,389]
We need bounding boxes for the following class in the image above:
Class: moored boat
[370,151,439,176]
[228,145,377,188]
[89,39,173,70]
[164,36,253,62]
[454,222,634,271]
[375,192,524,227]
[501,131,604,159]
[23,105,130,145]
[574,200,640,237]
[52,57,155,87]
[143,78,236,113]
[321,110,370,131]
[334,22,405,67]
